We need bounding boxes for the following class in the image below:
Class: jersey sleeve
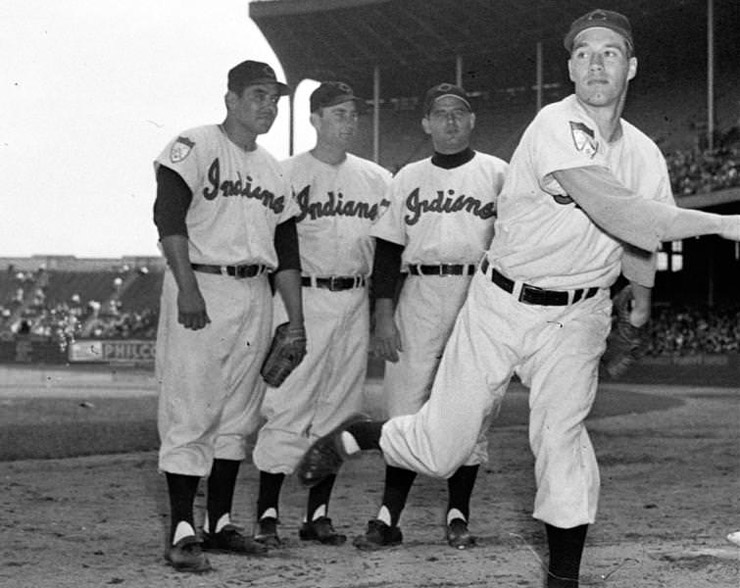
[154,130,206,194]
[530,105,609,197]
[369,174,408,246]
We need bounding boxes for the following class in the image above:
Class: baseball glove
[600,286,648,379]
[261,322,307,387]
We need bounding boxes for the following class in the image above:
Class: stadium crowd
[665,126,740,196]
[645,304,740,357]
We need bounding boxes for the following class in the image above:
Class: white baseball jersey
[379,94,675,529]
[371,152,506,267]
[155,124,298,477]
[154,125,299,268]
[253,152,392,474]
[490,94,674,289]
[370,153,508,440]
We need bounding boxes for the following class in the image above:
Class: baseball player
[356,83,508,550]
[251,82,392,547]
[153,60,305,573]
[297,10,740,588]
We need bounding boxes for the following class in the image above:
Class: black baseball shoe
[202,524,268,555]
[299,516,347,545]
[352,519,403,551]
[254,517,282,549]
[446,518,476,549]
[296,414,373,487]
[164,535,212,573]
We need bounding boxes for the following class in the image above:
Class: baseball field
[1,365,738,588]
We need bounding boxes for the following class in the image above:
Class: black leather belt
[301,275,366,291]
[191,263,267,278]
[481,259,599,306]
[407,264,477,276]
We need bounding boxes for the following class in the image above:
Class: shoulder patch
[569,121,598,159]
[170,136,195,163]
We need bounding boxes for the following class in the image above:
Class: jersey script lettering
[202,158,285,213]
[404,187,496,226]
[294,185,381,221]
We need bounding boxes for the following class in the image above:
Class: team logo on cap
[170,136,195,163]
[569,121,598,158]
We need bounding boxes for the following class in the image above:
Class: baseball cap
[227,60,291,96]
[310,81,364,112]
[563,9,633,52]
[423,83,471,115]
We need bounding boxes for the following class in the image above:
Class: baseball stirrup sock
[380,466,417,527]
[545,523,588,588]
[307,474,337,521]
[166,473,200,541]
[446,464,479,521]
[256,471,285,520]
[206,459,240,533]
[346,420,384,450]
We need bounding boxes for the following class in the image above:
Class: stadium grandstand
[1,0,738,366]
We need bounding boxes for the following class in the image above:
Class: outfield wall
[0,338,737,386]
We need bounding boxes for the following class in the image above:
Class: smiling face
[422,96,475,154]
[568,26,637,110]
[311,99,359,151]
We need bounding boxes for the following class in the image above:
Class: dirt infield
[0,368,738,588]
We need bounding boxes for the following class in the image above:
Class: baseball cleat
[446,518,476,549]
[202,524,268,555]
[164,535,213,573]
[299,516,347,545]
[296,414,372,487]
[254,516,282,549]
[352,519,403,551]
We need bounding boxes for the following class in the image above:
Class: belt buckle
[328,276,340,291]
[234,265,248,278]
[519,283,539,303]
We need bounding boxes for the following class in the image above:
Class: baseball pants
[379,264,612,528]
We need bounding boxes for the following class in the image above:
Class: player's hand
[718,216,740,241]
[371,317,402,362]
[177,286,211,330]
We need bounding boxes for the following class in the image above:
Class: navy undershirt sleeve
[371,238,404,299]
[153,165,192,239]
[274,218,302,272]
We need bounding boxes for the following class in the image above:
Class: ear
[225,90,237,110]
[627,56,637,81]
[309,111,322,131]
[421,117,432,136]
[469,112,476,130]
[567,58,576,83]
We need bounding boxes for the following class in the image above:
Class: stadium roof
[250,0,738,100]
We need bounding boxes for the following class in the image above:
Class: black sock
[446,464,479,521]
[256,471,285,520]
[381,465,417,527]
[166,472,200,541]
[206,459,240,533]
[306,474,336,521]
[545,523,588,588]
[346,420,384,450]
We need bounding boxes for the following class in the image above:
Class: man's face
[312,100,359,149]
[568,27,637,108]
[422,96,475,154]
[227,83,281,135]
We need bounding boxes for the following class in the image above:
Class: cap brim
[248,78,292,96]
[313,94,365,111]
[427,93,471,112]
[564,25,632,51]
